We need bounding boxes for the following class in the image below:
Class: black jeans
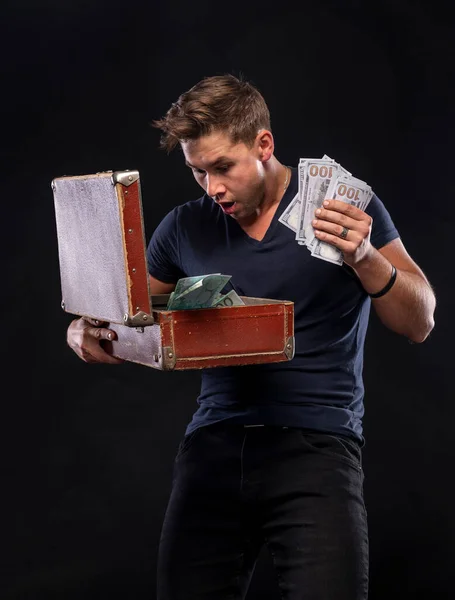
[157,422,369,600]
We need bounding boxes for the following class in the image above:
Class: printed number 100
[309,165,333,178]
[336,184,361,201]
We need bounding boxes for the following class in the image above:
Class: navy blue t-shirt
[146,167,399,442]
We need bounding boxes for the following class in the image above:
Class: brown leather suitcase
[51,170,295,370]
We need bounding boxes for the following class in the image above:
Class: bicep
[149,275,176,294]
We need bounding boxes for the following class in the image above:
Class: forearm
[353,249,436,343]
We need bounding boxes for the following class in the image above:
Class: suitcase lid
[52,170,154,326]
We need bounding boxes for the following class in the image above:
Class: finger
[84,317,109,327]
[314,206,352,226]
[319,199,371,222]
[85,326,117,342]
[313,229,358,252]
[67,318,123,365]
[83,327,124,364]
[314,209,371,236]
[312,218,364,241]
[82,329,124,364]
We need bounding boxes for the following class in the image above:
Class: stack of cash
[166,274,245,310]
[279,155,374,265]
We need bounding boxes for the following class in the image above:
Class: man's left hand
[312,199,373,267]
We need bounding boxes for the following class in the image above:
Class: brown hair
[152,74,271,152]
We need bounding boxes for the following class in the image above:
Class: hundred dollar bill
[296,158,342,248]
[278,157,313,232]
[327,174,373,214]
[303,157,353,251]
[310,175,373,265]
[279,156,346,235]
[278,192,300,232]
[310,239,344,265]
[279,156,330,234]
[323,155,352,177]
[279,155,352,241]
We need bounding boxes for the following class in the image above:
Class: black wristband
[369,265,397,298]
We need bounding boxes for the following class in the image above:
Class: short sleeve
[146,208,186,283]
[366,194,400,250]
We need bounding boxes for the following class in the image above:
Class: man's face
[180,130,268,221]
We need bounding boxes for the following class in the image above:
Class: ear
[255,129,274,162]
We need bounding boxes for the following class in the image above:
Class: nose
[206,174,226,199]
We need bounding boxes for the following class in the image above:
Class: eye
[216,165,230,173]
[192,167,206,176]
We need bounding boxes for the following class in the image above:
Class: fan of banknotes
[166,274,244,310]
[279,155,374,265]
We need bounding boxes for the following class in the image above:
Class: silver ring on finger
[340,226,349,240]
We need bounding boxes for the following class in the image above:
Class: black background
[2,0,453,598]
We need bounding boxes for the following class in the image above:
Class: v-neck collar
[227,167,297,246]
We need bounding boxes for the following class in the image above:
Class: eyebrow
[185,156,232,170]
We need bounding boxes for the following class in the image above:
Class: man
[67,74,436,599]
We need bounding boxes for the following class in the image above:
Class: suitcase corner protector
[112,170,140,187]
[284,336,295,360]
[162,346,176,370]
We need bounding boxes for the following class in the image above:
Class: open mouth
[219,201,236,214]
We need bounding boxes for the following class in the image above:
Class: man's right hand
[66,317,124,364]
